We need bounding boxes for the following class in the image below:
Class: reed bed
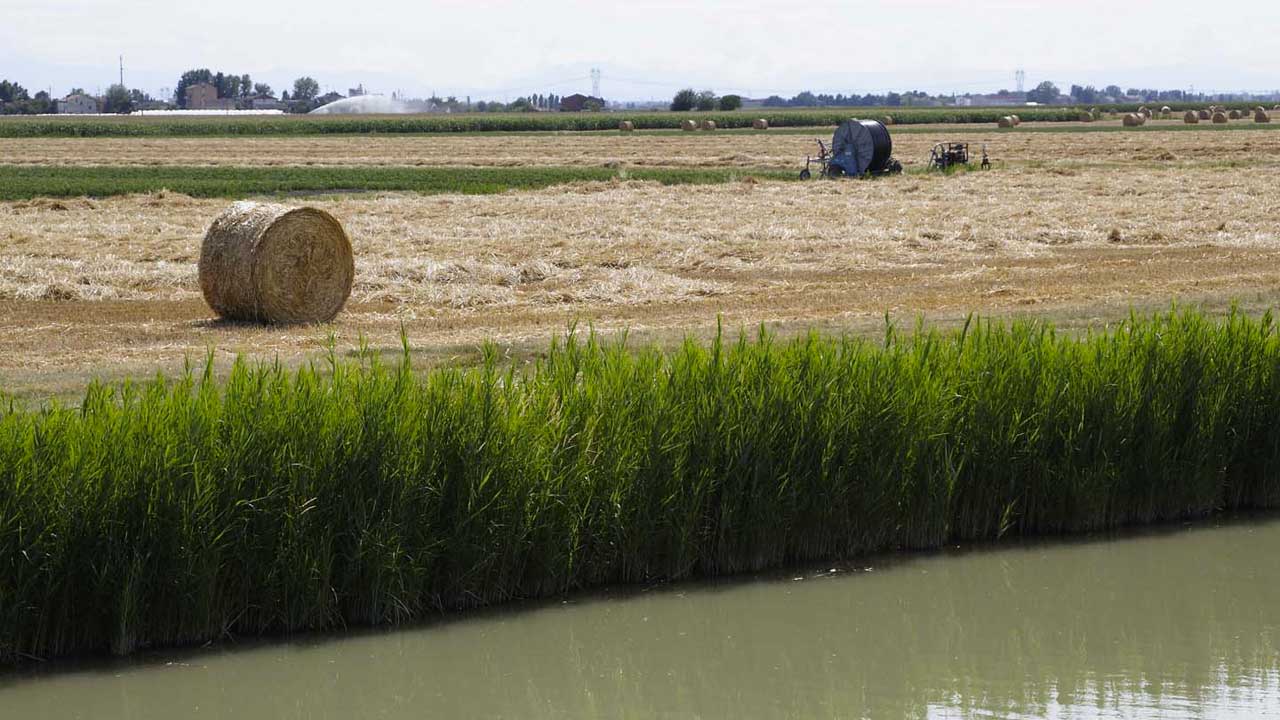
[2,310,1279,663]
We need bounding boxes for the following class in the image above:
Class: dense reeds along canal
[3,515,1277,719]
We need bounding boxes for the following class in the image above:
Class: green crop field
[3,310,1278,663]
[0,165,797,201]
[0,106,1096,137]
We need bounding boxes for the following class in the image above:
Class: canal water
[3,517,1278,719]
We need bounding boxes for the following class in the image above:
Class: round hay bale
[1228,109,1242,120]
[1213,112,1229,124]
[1257,110,1272,124]
[1257,106,1267,115]
[618,120,635,132]
[1273,105,1280,112]
[1160,106,1172,114]
[997,116,1015,128]
[1122,113,1144,127]
[752,118,769,130]
[1198,109,1211,120]
[199,201,354,324]
[1183,111,1199,124]
[680,119,697,131]
[1010,114,1022,126]
[1138,106,1150,119]
[701,119,717,131]
[882,115,895,126]
[1079,112,1094,122]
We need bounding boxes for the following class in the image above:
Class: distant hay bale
[1257,110,1272,124]
[701,119,717,130]
[997,116,1015,128]
[1213,112,1229,124]
[1274,105,1280,112]
[882,115,895,125]
[1257,106,1267,115]
[1198,109,1211,120]
[681,119,697,131]
[1122,113,1144,127]
[1079,112,1094,122]
[1228,109,1242,120]
[1183,111,1199,124]
[1138,106,1151,119]
[1160,106,1172,114]
[618,120,634,132]
[752,118,769,130]
[199,201,354,324]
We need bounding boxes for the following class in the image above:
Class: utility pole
[119,55,124,87]
[591,67,601,98]
[1015,69,1025,94]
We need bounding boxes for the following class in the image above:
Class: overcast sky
[3,0,1278,100]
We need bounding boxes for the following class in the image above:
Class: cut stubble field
[3,135,1280,397]
[5,121,1280,170]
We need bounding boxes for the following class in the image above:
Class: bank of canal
[3,515,1277,719]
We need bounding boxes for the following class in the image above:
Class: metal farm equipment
[928,142,992,172]
[801,119,902,179]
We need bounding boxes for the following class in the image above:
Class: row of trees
[0,80,53,114]
[670,89,742,112]
[174,69,292,107]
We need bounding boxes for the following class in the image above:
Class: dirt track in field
[4,152,1280,398]
[4,121,1280,171]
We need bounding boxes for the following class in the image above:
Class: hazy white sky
[3,0,1278,99]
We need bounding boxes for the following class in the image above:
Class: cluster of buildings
[50,81,287,114]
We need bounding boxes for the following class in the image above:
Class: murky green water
[4,517,1279,719]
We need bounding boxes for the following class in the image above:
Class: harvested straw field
[5,122,1279,171]
[3,131,1280,397]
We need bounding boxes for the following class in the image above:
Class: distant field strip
[5,122,1278,172]
[0,108,1084,137]
[0,165,795,200]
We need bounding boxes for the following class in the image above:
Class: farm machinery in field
[927,142,991,172]
[800,119,992,178]
[800,119,902,179]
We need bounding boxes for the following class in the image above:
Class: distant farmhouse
[245,95,286,111]
[560,93,604,112]
[57,93,99,114]
[185,82,234,110]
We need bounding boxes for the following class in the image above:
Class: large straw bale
[681,119,697,131]
[1257,110,1272,124]
[752,118,769,130]
[1183,111,1199,124]
[618,120,635,132]
[199,201,354,324]
[1213,112,1229,124]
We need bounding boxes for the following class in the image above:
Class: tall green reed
[2,310,1278,663]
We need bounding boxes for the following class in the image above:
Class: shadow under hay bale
[199,201,354,325]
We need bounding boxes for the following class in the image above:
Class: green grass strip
[0,165,795,200]
[2,310,1279,663]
